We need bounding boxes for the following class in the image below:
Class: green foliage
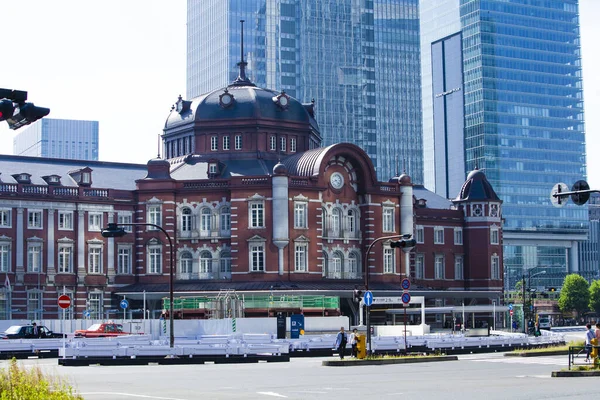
[589,280,600,314]
[558,274,590,316]
[0,358,82,400]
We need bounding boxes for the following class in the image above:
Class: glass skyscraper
[13,118,99,161]
[186,0,423,182]
[421,0,587,291]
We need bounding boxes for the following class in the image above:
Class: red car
[74,323,129,338]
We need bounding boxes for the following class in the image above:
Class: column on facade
[106,212,116,283]
[272,172,289,276]
[47,209,55,277]
[400,180,413,277]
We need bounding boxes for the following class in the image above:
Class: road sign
[401,292,411,305]
[83,310,90,318]
[508,304,513,311]
[120,299,129,309]
[510,309,514,316]
[58,295,71,309]
[550,182,569,207]
[401,278,411,291]
[363,291,373,307]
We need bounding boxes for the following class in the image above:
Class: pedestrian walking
[585,323,594,362]
[334,327,348,359]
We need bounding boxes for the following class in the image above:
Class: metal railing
[568,345,600,370]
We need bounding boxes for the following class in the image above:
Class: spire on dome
[230,20,256,87]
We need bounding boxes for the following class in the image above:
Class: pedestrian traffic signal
[0,99,14,121]
[353,288,363,302]
[390,238,416,249]
[7,102,50,130]
[1,88,50,130]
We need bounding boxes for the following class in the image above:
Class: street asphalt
[3,348,596,400]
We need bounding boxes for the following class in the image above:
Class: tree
[558,274,590,317]
[589,280,600,315]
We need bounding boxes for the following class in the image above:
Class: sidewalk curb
[552,370,600,377]
[505,350,568,357]
[322,355,458,367]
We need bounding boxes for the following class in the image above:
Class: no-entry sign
[58,295,71,309]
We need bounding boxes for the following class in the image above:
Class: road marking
[257,392,288,398]
[79,393,188,400]
[516,375,551,379]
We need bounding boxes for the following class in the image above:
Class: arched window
[200,251,212,275]
[180,252,193,275]
[200,208,211,233]
[181,207,192,232]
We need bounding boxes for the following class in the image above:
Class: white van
[538,315,551,330]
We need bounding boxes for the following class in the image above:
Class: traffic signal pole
[363,234,415,355]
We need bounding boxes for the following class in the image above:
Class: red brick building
[0,72,503,325]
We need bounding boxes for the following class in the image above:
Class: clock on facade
[330,172,344,189]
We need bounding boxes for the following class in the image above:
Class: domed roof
[165,85,320,133]
[389,173,411,185]
[273,162,288,176]
[455,169,500,202]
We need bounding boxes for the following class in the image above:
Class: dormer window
[42,175,61,185]
[68,167,93,186]
[208,162,220,178]
[12,173,31,184]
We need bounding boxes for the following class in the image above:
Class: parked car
[0,324,63,339]
[74,323,129,338]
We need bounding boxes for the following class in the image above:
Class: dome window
[219,89,235,108]
[273,91,290,109]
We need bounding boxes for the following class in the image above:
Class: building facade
[0,67,503,327]
[13,119,99,161]
[186,0,423,183]
[420,0,587,292]
[578,192,600,282]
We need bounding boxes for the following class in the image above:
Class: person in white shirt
[350,328,358,358]
[585,323,595,362]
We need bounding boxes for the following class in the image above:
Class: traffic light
[1,88,50,130]
[390,238,416,249]
[548,287,556,292]
[353,288,363,302]
[7,102,50,130]
[0,99,14,121]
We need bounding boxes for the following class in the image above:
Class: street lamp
[363,234,415,354]
[101,222,175,348]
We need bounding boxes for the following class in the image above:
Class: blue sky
[1,0,598,191]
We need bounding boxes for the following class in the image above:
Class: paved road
[2,352,593,400]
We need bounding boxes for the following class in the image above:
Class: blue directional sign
[401,292,411,305]
[120,299,129,309]
[401,278,411,291]
[508,304,513,311]
[83,310,90,318]
[363,290,373,307]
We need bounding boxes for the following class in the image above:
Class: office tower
[186,0,423,182]
[421,0,587,290]
[13,118,99,161]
